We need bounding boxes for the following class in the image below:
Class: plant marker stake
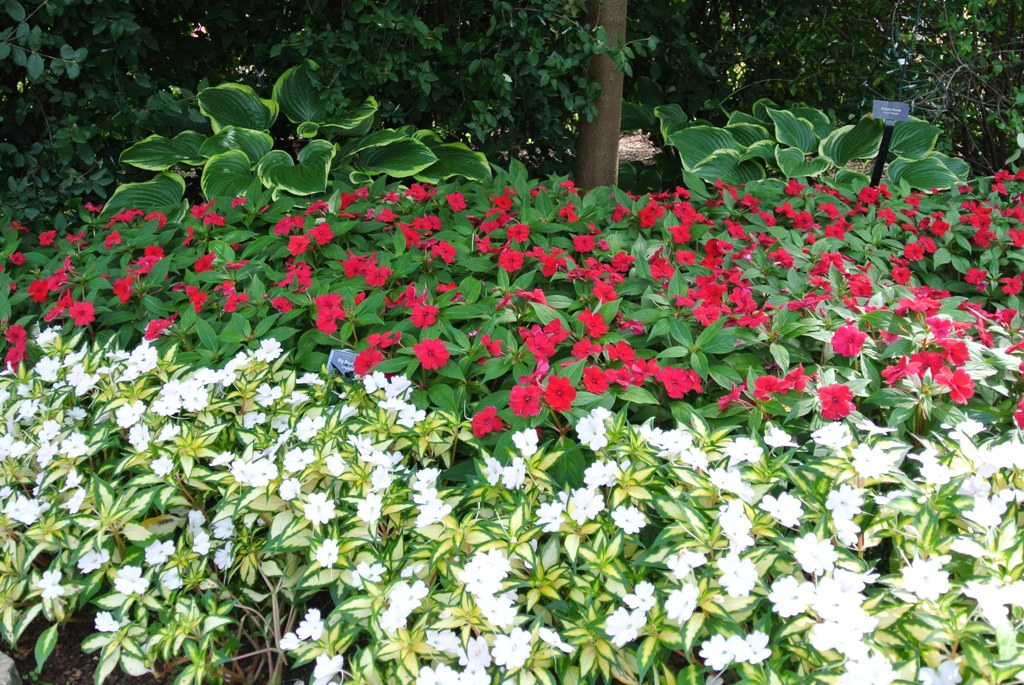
[870,99,910,187]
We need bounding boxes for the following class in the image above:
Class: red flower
[509,384,543,417]
[68,301,95,326]
[446,192,467,212]
[1014,397,1024,429]
[270,296,293,313]
[471,406,505,438]
[194,253,216,273]
[935,366,974,404]
[144,315,177,341]
[831,324,867,357]
[583,366,609,393]
[308,223,335,246]
[354,348,383,376]
[112,276,134,304]
[28,279,50,303]
[288,235,311,256]
[818,384,855,421]
[498,249,524,272]
[413,338,449,370]
[657,366,702,399]
[544,375,576,412]
[410,304,439,328]
[507,223,530,243]
[576,310,608,339]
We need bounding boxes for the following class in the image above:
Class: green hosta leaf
[199,126,273,164]
[834,168,870,189]
[415,143,491,183]
[667,126,741,171]
[119,131,206,171]
[789,106,833,139]
[691,149,766,185]
[751,97,778,123]
[257,139,335,195]
[727,111,764,126]
[724,122,770,147]
[888,153,961,190]
[273,60,324,124]
[299,97,378,139]
[889,117,940,159]
[766,108,818,154]
[198,83,278,132]
[930,151,970,179]
[201,150,255,200]
[740,140,777,163]
[654,103,687,141]
[354,138,438,178]
[819,115,884,166]
[99,173,184,220]
[775,147,832,178]
[336,128,409,162]
[621,101,656,133]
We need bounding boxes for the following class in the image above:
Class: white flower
[850,443,900,479]
[114,566,149,596]
[763,423,798,448]
[77,548,110,574]
[492,628,532,670]
[605,607,646,647]
[826,484,864,520]
[611,505,647,534]
[666,549,707,580]
[213,542,234,570]
[460,635,492,671]
[502,457,527,490]
[4,495,50,525]
[296,608,325,641]
[584,460,619,489]
[304,492,336,526]
[312,654,345,685]
[380,580,428,634]
[316,538,340,568]
[351,561,386,586]
[717,551,758,597]
[192,529,211,555]
[145,540,175,566]
[62,488,86,514]
[665,584,699,623]
[459,549,511,598]
[152,455,174,477]
[279,478,302,501]
[699,634,733,671]
[793,533,838,576]
[280,632,301,651]
[902,556,951,602]
[95,612,120,632]
[723,437,763,467]
[482,456,503,486]
[536,500,565,533]
[576,408,611,451]
[38,570,66,600]
[811,423,853,450]
[255,339,283,363]
[128,423,151,451]
[759,491,803,528]
[254,383,283,407]
[568,487,604,524]
[768,576,815,617]
[283,447,316,474]
[161,568,183,590]
[512,428,539,457]
[841,652,898,685]
[538,627,574,653]
[115,401,146,429]
[919,659,962,685]
[708,467,754,502]
[623,582,657,612]
[718,499,754,551]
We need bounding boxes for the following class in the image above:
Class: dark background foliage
[2,0,1021,227]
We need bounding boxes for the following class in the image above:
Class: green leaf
[35,624,58,672]
[300,97,378,139]
[99,173,184,220]
[739,140,776,164]
[5,0,26,22]
[889,117,940,159]
[95,643,121,685]
[354,138,438,178]
[691,149,765,185]
[199,126,273,164]
[198,83,279,132]
[834,168,870,189]
[723,122,770,147]
[766,108,818,154]
[789,106,833,139]
[667,126,741,171]
[257,139,335,195]
[273,60,324,124]
[887,153,962,190]
[415,143,491,183]
[621,101,656,133]
[774,147,832,178]
[201,150,255,200]
[819,115,884,166]
[119,131,206,171]
[654,103,687,141]
[26,52,43,79]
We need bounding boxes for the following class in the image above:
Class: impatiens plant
[2,334,1024,684]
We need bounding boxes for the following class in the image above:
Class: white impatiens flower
[145,540,175,566]
[304,492,336,526]
[296,608,325,641]
[699,634,734,671]
[568,487,604,524]
[151,455,174,477]
[717,551,759,597]
[538,627,574,653]
[665,584,699,623]
[611,505,647,534]
[380,580,429,634]
[723,436,763,467]
[841,651,898,685]
[254,383,283,407]
[351,561,386,586]
[254,338,283,363]
[763,423,798,449]
[95,612,120,632]
[279,478,302,501]
[536,500,566,533]
[77,548,110,574]
[491,628,532,670]
[849,442,900,479]
[623,582,657,613]
[38,570,66,600]
[512,428,539,457]
[811,423,853,450]
[114,566,149,596]
[666,549,707,580]
[768,576,815,617]
[161,568,183,590]
[902,556,951,602]
[357,493,383,526]
[502,457,527,490]
[312,654,345,685]
[605,607,647,647]
[316,538,340,568]
[576,407,612,451]
[759,491,804,528]
[115,400,146,429]
[919,659,962,685]
[793,533,838,576]
[482,456,503,486]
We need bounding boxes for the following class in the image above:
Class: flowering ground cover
[2,164,1024,684]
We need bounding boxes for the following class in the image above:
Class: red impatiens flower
[935,366,974,404]
[818,383,855,421]
[583,366,609,394]
[413,338,449,370]
[831,324,867,358]
[354,348,383,376]
[510,384,543,417]
[144,315,177,341]
[410,304,439,328]
[544,375,576,412]
[68,301,95,326]
[112,276,134,304]
[1015,396,1024,429]
[194,253,216,273]
[288,235,311,257]
[471,406,505,438]
[576,310,608,339]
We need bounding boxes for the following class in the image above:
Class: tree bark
[575,0,628,190]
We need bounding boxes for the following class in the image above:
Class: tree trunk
[575,0,628,190]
